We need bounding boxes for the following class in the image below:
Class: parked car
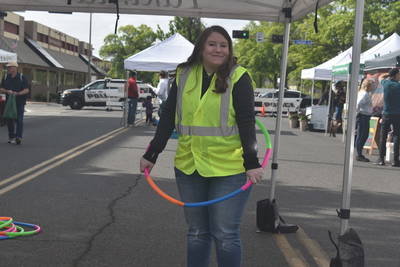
[254,89,308,115]
[60,78,155,110]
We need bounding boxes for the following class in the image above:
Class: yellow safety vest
[174,64,250,177]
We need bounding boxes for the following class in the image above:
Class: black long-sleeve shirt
[143,68,261,170]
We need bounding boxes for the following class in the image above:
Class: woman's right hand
[140,157,155,174]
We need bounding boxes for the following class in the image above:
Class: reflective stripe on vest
[175,65,239,137]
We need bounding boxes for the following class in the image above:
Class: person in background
[139,25,264,267]
[142,95,154,125]
[0,62,29,145]
[156,70,169,118]
[333,80,346,123]
[126,71,139,126]
[376,68,400,167]
[355,79,374,162]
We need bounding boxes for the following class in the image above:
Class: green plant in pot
[288,112,299,128]
[299,113,308,131]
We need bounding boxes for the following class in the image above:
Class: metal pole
[325,80,333,136]
[340,0,365,235]
[342,75,351,143]
[311,79,315,106]
[269,20,290,200]
[123,70,129,128]
[87,12,92,83]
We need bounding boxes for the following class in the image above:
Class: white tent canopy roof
[124,33,194,72]
[0,49,17,63]
[339,32,400,65]
[301,47,353,80]
[1,0,332,22]
[301,33,400,81]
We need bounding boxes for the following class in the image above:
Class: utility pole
[87,12,92,83]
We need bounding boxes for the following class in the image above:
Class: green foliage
[99,25,157,79]
[166,17,205,43]
[234,21,282,88]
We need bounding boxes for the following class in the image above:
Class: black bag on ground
[256,199,298,233]
[329,228,364,267]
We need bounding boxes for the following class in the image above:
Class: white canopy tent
[337,32,400,67]
[301,46,352,81]
[302,32,400,81]
[0,49,17,63]
[2,0,368,237]
[124,33,194,72]
[0,0,333,21]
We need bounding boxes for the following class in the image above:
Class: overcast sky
[16,11,250,57]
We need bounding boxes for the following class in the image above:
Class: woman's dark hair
[178,25,235,93]
[159,70,168,78]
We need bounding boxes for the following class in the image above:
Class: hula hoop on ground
[0,225,25,240]
[0,217,13,229]
[145,118,272,207]
[3,221,41,237]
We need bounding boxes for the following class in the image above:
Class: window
[49,71,58,87]
[88,81,106,90]
[4,21,19,35]
[284,91,301,98]
[35,69,47,86]
[37,33,49,44]
[106,82,124,90]
[65,72,74,87]
[49,37,62,48]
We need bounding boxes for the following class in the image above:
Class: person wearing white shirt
[355,79,374,162]
[157,70,169,117]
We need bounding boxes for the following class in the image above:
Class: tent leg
[339,0,365,235]
[257,14,297,234]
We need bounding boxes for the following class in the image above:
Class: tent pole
[340,0,365,235]
[342,75,351,143]
[325,80,333,136]
[269,19,290,200]
[311,79,315,106]
[123,70,129,128]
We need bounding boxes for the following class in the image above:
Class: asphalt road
[0,102,399,267]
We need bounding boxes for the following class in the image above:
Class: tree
[99,25,157,79]
[234,21,283,88]
[162,17,205,43]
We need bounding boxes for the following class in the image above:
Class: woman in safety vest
[140,25,264,267]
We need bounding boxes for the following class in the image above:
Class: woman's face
[202,32,230,72]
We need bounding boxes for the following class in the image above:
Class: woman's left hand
[246,167,264,184]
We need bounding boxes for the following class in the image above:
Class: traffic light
[232,30,249,39]
[271,34,284,43]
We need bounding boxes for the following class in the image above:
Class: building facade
[0,12,106,100]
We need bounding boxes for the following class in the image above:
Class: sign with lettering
[363,116,380,155]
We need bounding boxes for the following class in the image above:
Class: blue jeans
[335,104,344,121]
[175,168,251,267]
[355,114,371,156]
[379,114,400,161]
[7,103,25,139]
[127,98,138,125]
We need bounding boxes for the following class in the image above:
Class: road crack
[72,174,142,267]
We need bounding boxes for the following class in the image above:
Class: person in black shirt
[140,26,263,267]
[0,61,30,145]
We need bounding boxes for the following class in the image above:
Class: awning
[0,49,17,63]
[0,0,333,22]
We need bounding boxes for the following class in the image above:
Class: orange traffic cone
[261,104,266,117]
